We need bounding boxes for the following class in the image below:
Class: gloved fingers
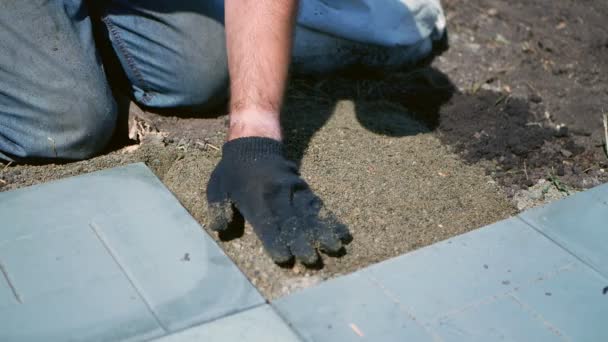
[291,236,319,265]
[282,217,319,265]
[316,221,344,254]
[331,220,353,243]
[283,160,301,175]
[317,207,353,244]
[264,177,305,209]
[246,213,293,264]
[292,189,352,253]
[206,201,233,232]
[293,208,343,253]
[290,179,311,195]
[289,186,321,218]
[205,169,232,232]
[259,230,293,264]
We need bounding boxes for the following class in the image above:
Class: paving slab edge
[270,182,608,301]
[4,163,606,341]
[1,163,271,341]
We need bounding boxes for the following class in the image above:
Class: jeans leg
[99,0,228,111]
[291,26,437,75]
[0,0,117,161]
[96,0,441,113]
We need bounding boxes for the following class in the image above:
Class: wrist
[228,110,282,141]
[223,137,284,161]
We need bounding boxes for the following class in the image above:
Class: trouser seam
[101,16,155,105]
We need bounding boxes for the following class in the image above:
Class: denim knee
[0,0,118,162]
[102,3,229,111]
[47,87,118,160]
[0,82,117,161]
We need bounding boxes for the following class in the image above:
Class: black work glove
[206,137,351,265]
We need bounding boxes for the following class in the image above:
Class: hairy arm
[225,0,298,141]
[208,1,351,264]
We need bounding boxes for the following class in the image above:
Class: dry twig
[603,111,608,158]
[2,161,13,171]
[349,323,364,337]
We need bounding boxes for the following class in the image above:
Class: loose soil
[1,0,607,299]
[436,0,608,194]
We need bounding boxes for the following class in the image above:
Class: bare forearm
[225,0,298,141]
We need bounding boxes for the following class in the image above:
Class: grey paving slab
[519,184,608,278]
[585,182,608,204]
[0,276,164,342]
[362,218,579,325]
[152,305,301,342]
[273,272,435,342]
[271,188,608,341]
[90,201,263,331]
[0,222,129,300]
[513,262,608,341]
[0,163,263,341]
[432,295,562,341]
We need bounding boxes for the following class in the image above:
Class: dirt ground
[1,0,607,299]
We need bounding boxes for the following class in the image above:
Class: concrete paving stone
[0,275,164,342]
[152,305,301,342]
[512,262,608,342]
[0,165,147,244]
[91,203,263,331]
[273,272,435,342]
[584,182,608,204]
[519,185,608,278]
[0,163,263,340]
[0,222,129,301]
[363,218,579,325]
[432,294,563,342]
[0,209,165,342]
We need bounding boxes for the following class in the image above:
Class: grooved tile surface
[152,305,302,342]
[273,208,608,341]
[519,183,608,278]
[363,218,578,324]
[513,263,608,341]
[0,265,16,307]
[585,182,608,204]
[2,164,607,342]
[0,163,263,342]
[431,295,562,341]
[274,272,435,342]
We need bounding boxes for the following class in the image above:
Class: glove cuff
[222,137,284,161]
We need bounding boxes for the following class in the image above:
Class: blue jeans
[0,0,438,161]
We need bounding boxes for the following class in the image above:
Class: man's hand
[206,137,351,265]
[207,1,350,264]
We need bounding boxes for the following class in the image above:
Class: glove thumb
[206,168,233,232]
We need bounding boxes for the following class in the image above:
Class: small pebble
[555,126,569,137]
[529,94,543,103]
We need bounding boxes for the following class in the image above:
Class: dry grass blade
[2,161,13,172]
[603,111,608,159]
